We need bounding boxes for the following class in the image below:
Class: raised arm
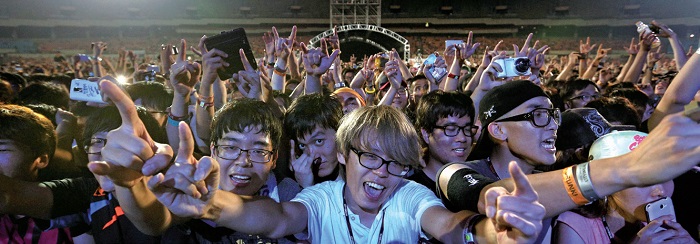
[581,44,610,80]
[652,20,688,69]
[648,49,700,130]
[617,38,639,82]
[196,35,228,143]
[623,31,656,83]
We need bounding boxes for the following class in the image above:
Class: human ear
[337,151,347,166]
[33,154,49,170]
[488,123,508,141]
[420,128,430,145]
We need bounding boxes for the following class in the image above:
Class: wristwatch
[334,82,346,90]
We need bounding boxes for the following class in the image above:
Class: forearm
[578,58,588,77]
[0,175,53,219]
[196,81,215,143]
[556,63,575,81]
[617,55,635,81]
[114,178,177,235]
[167,94,190,153]
[398,59,414,81]
[623,49,649,83]
[205,191,305,239]
[378,87,397,106]
[92,60,103,77]
[272,59,287,91]
[642,64,654,85]
[443,60,462,92]
[465,67,485,92]
[648,51,700,130]
[669,36,688,69]
[288,52,301,80]
[581,58,602,80]
[304,74,322,94]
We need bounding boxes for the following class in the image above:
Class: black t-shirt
[407,169,438,197]
[41,177,161,243]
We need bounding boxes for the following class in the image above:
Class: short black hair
[0,104,56,161]
[585,97,641,129]
[82,105,167,146]
[284,93,343,141]
[18,82,70,110]
[125,82,173,112]
[560,79,599,101]
[415,90,475,132]
[211,99,282,150]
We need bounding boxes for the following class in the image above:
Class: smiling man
[412,90,476,195]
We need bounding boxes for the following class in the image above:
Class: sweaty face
[341,144,404,215]
[566,85,599,109]
[411,79,429,104]
[213,126,276,196]
[0,139,34,181]
[611,181,674,223]
[496,97,558,166]
[296,127,339,179]
[423,115,474,165]
[334,92,362,115]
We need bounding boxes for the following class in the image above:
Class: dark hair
[560,79,599,101]
[24,103,58,127]
[284,93,343,141]
[408,74,428,83]
[585,97,641,129]
[211,99,282,150]
[606,88,650,121]
[415,90,475,132]
[18,82,70,110]
[0,104,56,161]
[0,72,27,91]
[125,82,173,112]
[82,105,167,146]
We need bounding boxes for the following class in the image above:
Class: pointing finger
[509,161,537,201]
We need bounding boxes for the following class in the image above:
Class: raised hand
[301,40,340,77]
[624,38,640,55]
[326,26,340,50]
[170,39,201,96]
[92,42,107,59]
[593,43,612,60]
[88,80,174,188]
[234,48,262,100]
[513,33,533,58]
[478,51,508,91]
[485,162,545,244]
[459,31,481,60]
[275,25,297,62]
[647,46,665,66]
[199,35,229,85]
[650,20,677,39]
[639,31,658,51]
[148,122,220,218]
[527,41,549,70]
[289,140,315,188]
[263,28,278,63]
[359,55,375,82]
[383,51,403,86]
[579,37,597,55]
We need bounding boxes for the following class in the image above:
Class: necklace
[486,157,501,180]
[342,184,385,244]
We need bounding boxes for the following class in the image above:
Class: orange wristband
[562,166,588,205]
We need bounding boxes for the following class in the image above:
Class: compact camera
[493,57,531,78]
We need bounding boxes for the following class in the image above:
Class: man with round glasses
[412,90,477,196]
[437,80,559,242]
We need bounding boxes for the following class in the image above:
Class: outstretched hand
[88,80,174,188]
[148,122,220,218]
[485,162,545,244]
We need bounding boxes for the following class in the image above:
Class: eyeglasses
[213,145,274,163]
[495,108,561,128]
[84,138,107,154]
[568,94,600,102]
[350,147,411,177]
[434,124,479,137]
[396,88,408,95]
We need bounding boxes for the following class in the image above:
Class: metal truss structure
[330,0,381,27]
[308,23,410,61]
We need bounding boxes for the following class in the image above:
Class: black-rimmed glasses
[350,147,411,177]
[434,124,479,137]
[84,138,107,154]
[213,145,274,163]
[494,108,561,128]
[568,94,600,102]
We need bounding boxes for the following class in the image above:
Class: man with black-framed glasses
[436,80,558,242]
[413,90,477,196]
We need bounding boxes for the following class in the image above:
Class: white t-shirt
[291,179,444,243]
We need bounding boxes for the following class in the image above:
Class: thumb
[176,122,195,159]
[88,161,113,176]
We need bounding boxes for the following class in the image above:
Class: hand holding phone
[203,28,257,80]
[645,197,676,232]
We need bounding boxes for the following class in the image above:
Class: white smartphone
[70,79,105,103]
[645,197,676,232]
[445,40,464,49]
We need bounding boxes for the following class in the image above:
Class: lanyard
[343,184,385,244]
[601,215,615,240]
[486,157,501,180]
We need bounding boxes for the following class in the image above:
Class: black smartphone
[203,28,257,80]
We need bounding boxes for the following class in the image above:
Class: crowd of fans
[1,18,700,244]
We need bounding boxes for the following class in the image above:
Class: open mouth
[363,181,386,201]
[542,138,556,151]
[230,174,251,185]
